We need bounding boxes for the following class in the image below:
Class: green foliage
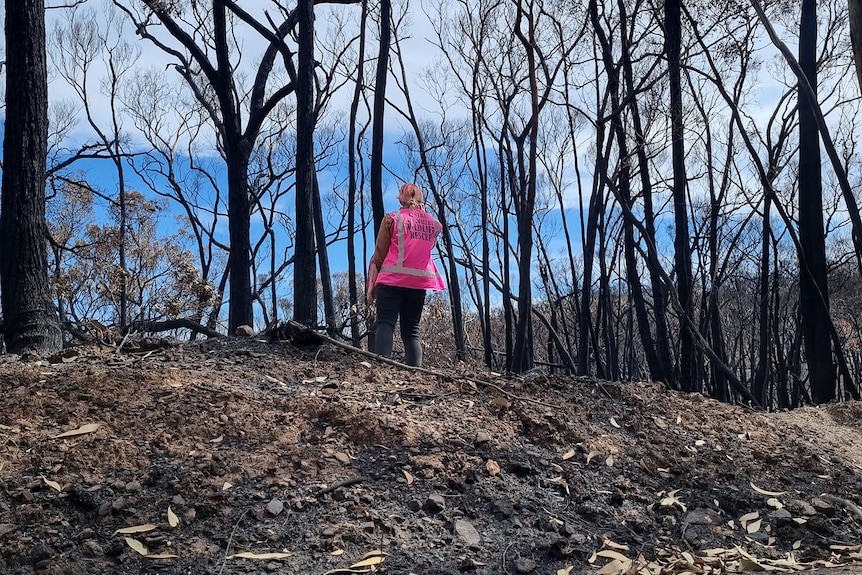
[47,180,218,331]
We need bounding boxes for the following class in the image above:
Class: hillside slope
[2,338,862,574]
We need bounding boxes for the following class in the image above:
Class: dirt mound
[2,338,862,574]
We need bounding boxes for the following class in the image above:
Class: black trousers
[372,284,427,366]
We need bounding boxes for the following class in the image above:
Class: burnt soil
[3,336,862,575]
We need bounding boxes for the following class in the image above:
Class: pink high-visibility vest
[377,208,446,291]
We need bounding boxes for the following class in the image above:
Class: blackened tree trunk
[590,0,663,383]
[211,2,254,332]
[665,0,696,391]
[294,0,318,327]
[313,178,335,332]
[347,0,369,347]
[798,0,835,403]
[0,0,63,355]
[370,0,390,236]
[850,0,862,92]
[753,189,772,407]
[510,2,538,373]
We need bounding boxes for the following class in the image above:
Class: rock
[266,498,284,516]
[111,497,126,511]
[125,481,142,493]
[811,497,836,516]
[474,431,492,445]
[411,454,446,473]
[424,494,446,514]
[75,528,95,542]
[235,325,254,337]
[81,540,104,558]
[788,499,817,516]
[407,499,422,512]
[454,519,481,547]
[183,507,197,523]
[459,555,481,571]
[685,508,721,526]
[97,501,112,516]
[514,557,537,573]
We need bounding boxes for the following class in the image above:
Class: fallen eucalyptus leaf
[41,476,62,492]
[746,518,763,533]
[602,539,629,551]
[750,481,786,497]
[227,552,292,560]
[351,555,387,568]
[114,524,158,536]
[596,549,630,562]
[125,537,148,556]
[739,511,760,527]
[146,553,178,559]
[54,423,101,439]
[167,506,179,528]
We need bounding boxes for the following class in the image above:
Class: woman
[367,183,445,366]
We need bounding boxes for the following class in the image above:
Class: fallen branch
[130,318,222,339]
[284,321,566,410]
[316,477,366,497]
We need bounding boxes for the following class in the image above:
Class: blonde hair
[398,183,424,208]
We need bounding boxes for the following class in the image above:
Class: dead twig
[217,508,251,575]
[114,330,136,355]
[316,477,366,497]
[502,541,514,575]
[820,494,862,524]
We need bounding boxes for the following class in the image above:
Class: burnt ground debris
[2,337,862,574]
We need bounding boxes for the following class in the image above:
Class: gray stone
[685,508,721,526]
[266,498,284,516]
[235,325,254,337]
[423,494,446,514]
[454,519,481,547]
[81,540,104,558]
[514,557,538,573]
[475,431,492,445]
[788,499,816,516]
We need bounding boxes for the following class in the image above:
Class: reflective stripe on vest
[379,211,440,279]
